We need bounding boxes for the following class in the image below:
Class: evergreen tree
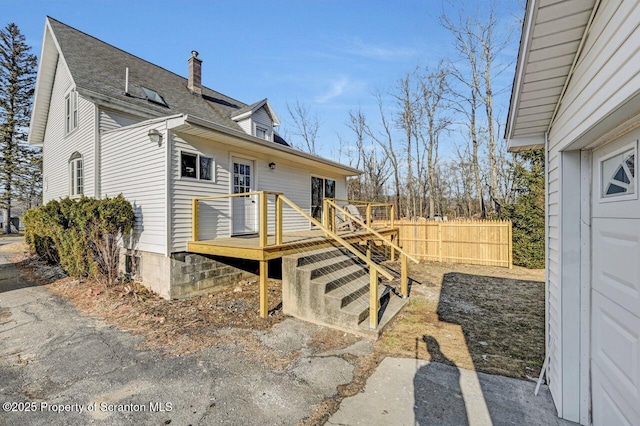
[500,149,545,268]
[0,23,37,233]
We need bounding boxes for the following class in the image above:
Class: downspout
[547,0,602,132]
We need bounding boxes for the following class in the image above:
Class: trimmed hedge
[24,195,135,283]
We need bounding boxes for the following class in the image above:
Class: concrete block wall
[123,249,257,300]
[169,253,257,299]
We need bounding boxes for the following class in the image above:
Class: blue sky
[4,0,522,162]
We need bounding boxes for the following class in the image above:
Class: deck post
[390,204,395,228]
[192,198,199,241]
[259,260,268,318]
[366,203,372,225]
[275,195,283,245]
[323,199,330,235]
[369,267,378,329]
[401,253,408,297]
[259,191,268,248]
[390,234,396,262]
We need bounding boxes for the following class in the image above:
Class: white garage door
[591,136,640,426]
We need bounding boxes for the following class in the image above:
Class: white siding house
[506,1,640,424]
[28,17,359,300]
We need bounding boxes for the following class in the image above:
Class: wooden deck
[187,228,398,261]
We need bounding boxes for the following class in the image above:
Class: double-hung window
[65,90,79,134]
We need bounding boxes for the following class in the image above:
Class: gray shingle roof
[48,17,289,146]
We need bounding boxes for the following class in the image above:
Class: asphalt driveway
[0,246,359,425]
[1,243,571,425]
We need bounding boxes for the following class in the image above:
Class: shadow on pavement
[414,336,468,425]
[0,258,46,294]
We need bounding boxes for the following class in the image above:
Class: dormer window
[65,90,78,134]
[231,99,281,142]
[255,126,268,140]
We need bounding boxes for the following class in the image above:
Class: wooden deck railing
[324,199,419,328]
[192,192,410,327]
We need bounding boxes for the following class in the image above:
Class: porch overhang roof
[167,114,362,176]
[505,0,598,152]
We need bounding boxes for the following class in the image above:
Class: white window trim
[598,139,637,204]
[253,122,271,141]
[69,153,83,198]
[311,175,337,226]
[65,89,79,136]
[179,150,215,182]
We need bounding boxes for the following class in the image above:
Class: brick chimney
[188,50,202,95]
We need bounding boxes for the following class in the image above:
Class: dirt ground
[378,261,545,381]
[8,243,545,424]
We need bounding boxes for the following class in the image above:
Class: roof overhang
[28,18,74,146]
[231,98,281,126]
[505,0,598,152]
[167,114,361,176]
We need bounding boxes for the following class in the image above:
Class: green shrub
[24,195,135,284]
[500,149,545,269]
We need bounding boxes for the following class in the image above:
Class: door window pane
[234,161,252,196]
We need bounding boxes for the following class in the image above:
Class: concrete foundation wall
[123,250,256,300]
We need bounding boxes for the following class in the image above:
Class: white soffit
[507,0,597,150]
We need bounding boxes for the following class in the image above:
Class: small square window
[181,152,197,178]
[255,126,268,140]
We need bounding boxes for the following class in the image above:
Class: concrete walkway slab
[329,357,576,426]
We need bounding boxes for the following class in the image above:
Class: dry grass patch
[379,261,545,380]
[15,256,285,356]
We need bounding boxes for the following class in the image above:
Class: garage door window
[601,143,636,200]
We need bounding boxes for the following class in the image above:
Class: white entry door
[231,158,257,235]
[591,137,640,425]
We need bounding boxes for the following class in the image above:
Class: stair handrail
[326,199,419,265]
[278,195,393,281]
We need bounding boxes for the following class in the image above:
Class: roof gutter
[168,114,362,176]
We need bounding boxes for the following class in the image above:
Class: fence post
[508,220,513,269]
[192,198,199,242]
[438,222,443,262]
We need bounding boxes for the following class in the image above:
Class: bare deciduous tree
[286,100,321,155]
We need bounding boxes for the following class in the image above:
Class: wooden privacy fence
[373,219,513,268]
